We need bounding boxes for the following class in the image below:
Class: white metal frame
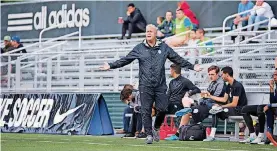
[1,42,276,93]
[39,21,81,50]
[222,7,273,45]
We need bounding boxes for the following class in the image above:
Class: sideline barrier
[0,93,114,135]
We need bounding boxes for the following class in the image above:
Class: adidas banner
[0,93,114,135]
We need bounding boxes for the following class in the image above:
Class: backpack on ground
[179,124,206,141]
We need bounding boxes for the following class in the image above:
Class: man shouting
[100,24,201,144]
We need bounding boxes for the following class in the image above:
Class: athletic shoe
[266,132,277,147]
[209,106,223,114]
[251,136,264,144]
[145,135,153,144]
[165,135,179,141]
[175,108,192,117]
[203,137,215,142]
[152,128,160,142]
[240,136,256,143]
[123,133,135,138]
[136,132,147,139]
[258,139,271,145]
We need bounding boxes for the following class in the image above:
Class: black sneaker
[136,132,147,139]
[263,139,271,145]
[123,133,135,138]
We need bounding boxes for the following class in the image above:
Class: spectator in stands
[1,36,15,54]
[100,24,201,144]
[165,9,193,47]
[169,65,225,141]
[157,11,175,39]
[247,0,274,31]
[119,3,147,40]
[156,16,165,26]
[183,29,199,63]
[196,28,214,55]
[159,64,200,141]
[232,0,254,30]
[11,36,27,53]
[265,58,277,146]
[120,88,144,138]
[174,8,193,35]
[1,36,14,80]
[178,1,199,29]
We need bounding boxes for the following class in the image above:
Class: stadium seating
[1,26,276,133]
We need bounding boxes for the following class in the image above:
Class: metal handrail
[238,30,275,44]
[2,32,78,55]
[162,30,191,41]
[2,42,276,57]
[198,19,269,46]
[39,21,81,49]
[222,6,272,45]
[0,41,67,67]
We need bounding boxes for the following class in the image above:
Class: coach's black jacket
[109,40,195,88]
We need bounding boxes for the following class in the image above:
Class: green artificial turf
[1,133,276,151]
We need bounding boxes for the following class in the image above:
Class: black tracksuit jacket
[109,40,195,88]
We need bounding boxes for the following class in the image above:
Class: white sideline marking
[24,140,250,151]
[56,142,67,144]
[88,142,110,146]
[38,141,52,143]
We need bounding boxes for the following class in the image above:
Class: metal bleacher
[1,16,277,130]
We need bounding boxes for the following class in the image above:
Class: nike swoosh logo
[53,104,84,125]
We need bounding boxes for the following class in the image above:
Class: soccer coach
[100,24,201,144]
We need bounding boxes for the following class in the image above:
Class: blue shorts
[199,98,215,109]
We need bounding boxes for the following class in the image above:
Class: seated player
[265,57,277,147]
[166,65,225,141]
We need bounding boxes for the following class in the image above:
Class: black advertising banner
[0,93,114,135]
[5,1,277,39]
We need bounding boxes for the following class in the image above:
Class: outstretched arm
[100,47,139,70]
[167,46,202,71]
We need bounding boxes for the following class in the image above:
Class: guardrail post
[7,56,11,90]
[34,55,38,89]
[46,58,52,92]
[232,46,240,80]
[130,62,133,84]
[268,20,271,40]
[114,50,119,91]
[79,54,85,91]
[79,26,82,50]
[15,59,21,92]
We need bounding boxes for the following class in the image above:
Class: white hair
[146,24,157,33]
